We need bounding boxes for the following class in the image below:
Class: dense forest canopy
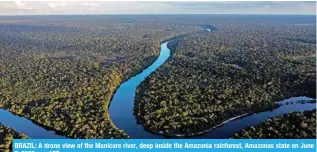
[134,15,316,136]
[232,109,316,139]
[0,15,206,139]
[0,15,315,142]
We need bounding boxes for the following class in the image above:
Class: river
[0,109,65,139]
[108,42,170,139]
[0,28,315,139]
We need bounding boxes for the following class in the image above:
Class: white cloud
[263,5,272,9]
[14,1,33,10]
[80,2,99,11]
[80,2,99,8]
[0,1,316,15]
[48,2,68,10]
[298,2,316,13]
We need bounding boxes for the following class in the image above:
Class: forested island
[232,109,316,138]
[0,123,27,152]
[135,15,316,136]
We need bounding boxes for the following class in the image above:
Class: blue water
[108,42,170,138]
[0,37,315,139]
[0,109,65,139]
[108,40,316,139]
[194,97,316,139]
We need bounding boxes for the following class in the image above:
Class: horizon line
[0,13,316,16]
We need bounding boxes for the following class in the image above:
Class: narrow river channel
[0,109,65,139]
[108,42,170,139]
[0,28,315,139]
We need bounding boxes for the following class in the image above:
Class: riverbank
[133,19,316,138]
[0,30,201,140]
[0,109,66,139]
[137,97,316,138]
[232,109,316,138]
[0,16,211,140]
[144,113,251,137]
[108,42,171,139]
[0,122,28,152]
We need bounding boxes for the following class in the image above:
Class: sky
[0,1,316,15]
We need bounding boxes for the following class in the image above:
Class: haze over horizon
[0,1,316,15]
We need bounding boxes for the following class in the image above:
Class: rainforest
[0,14,316,151]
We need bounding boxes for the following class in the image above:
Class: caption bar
[13,139,316,152]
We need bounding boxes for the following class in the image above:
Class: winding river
[0,28,316,139]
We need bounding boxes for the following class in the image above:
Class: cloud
[298,2,316,13]
[80,2,99,8]
[14,1,33,10]
[0,1,316,15]
[79,2,99,11]
[263,5,272,9]
[48,2,68,10]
